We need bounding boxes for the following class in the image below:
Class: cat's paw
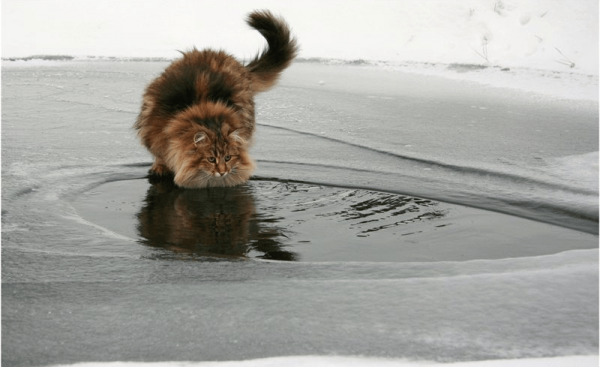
[149,162,171,176]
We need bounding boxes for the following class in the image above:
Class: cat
[135,10,298,188]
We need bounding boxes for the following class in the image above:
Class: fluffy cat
[135,10,297,188]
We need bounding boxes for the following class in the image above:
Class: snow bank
[3,0,597,74]
[369,0,599,74]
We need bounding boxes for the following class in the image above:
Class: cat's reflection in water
[136,175,296,261]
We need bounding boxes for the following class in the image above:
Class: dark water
[72,173,597,263]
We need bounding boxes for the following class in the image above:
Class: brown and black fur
[136,176,297,260]
[135,10,297,188]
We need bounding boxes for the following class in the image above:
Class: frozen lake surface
[2,60,598,366]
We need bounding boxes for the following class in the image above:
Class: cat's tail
[245,10,298,92]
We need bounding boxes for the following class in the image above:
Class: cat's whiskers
[193,170,212,187]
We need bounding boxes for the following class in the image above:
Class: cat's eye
[224,155,231,162]
[207,157,216,163]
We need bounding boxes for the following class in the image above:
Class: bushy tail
[245,10,298,92]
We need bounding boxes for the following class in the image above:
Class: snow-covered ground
[3,0,597,101]
[3,0,598,74]
[51,355,599,367]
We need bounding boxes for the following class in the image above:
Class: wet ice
[1,60,598,366]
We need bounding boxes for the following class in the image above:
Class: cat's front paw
[149,162,171,176]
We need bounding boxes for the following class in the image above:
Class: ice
[2,53,598,357]
[2,59,598,366]
[543,151,599,190]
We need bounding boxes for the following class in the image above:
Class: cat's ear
[194,131,206,146]
[229,129,249,145]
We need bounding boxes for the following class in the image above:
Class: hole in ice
[71,175,597,262]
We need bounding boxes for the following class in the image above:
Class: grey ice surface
[1,61,598,366]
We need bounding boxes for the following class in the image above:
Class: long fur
[135,10,298,189]
[245,10,299,92]
[136,177,297,260]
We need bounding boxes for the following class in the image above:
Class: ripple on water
[70,175,598,262]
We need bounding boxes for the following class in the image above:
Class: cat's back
[146,49,252,118]
[180,49,246,76]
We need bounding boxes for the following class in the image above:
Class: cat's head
[164,103,255,188]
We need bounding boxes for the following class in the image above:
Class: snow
[2,0,598,74]
[50,355,599,367]
[3,0,597,103]
[371,61,599,101]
